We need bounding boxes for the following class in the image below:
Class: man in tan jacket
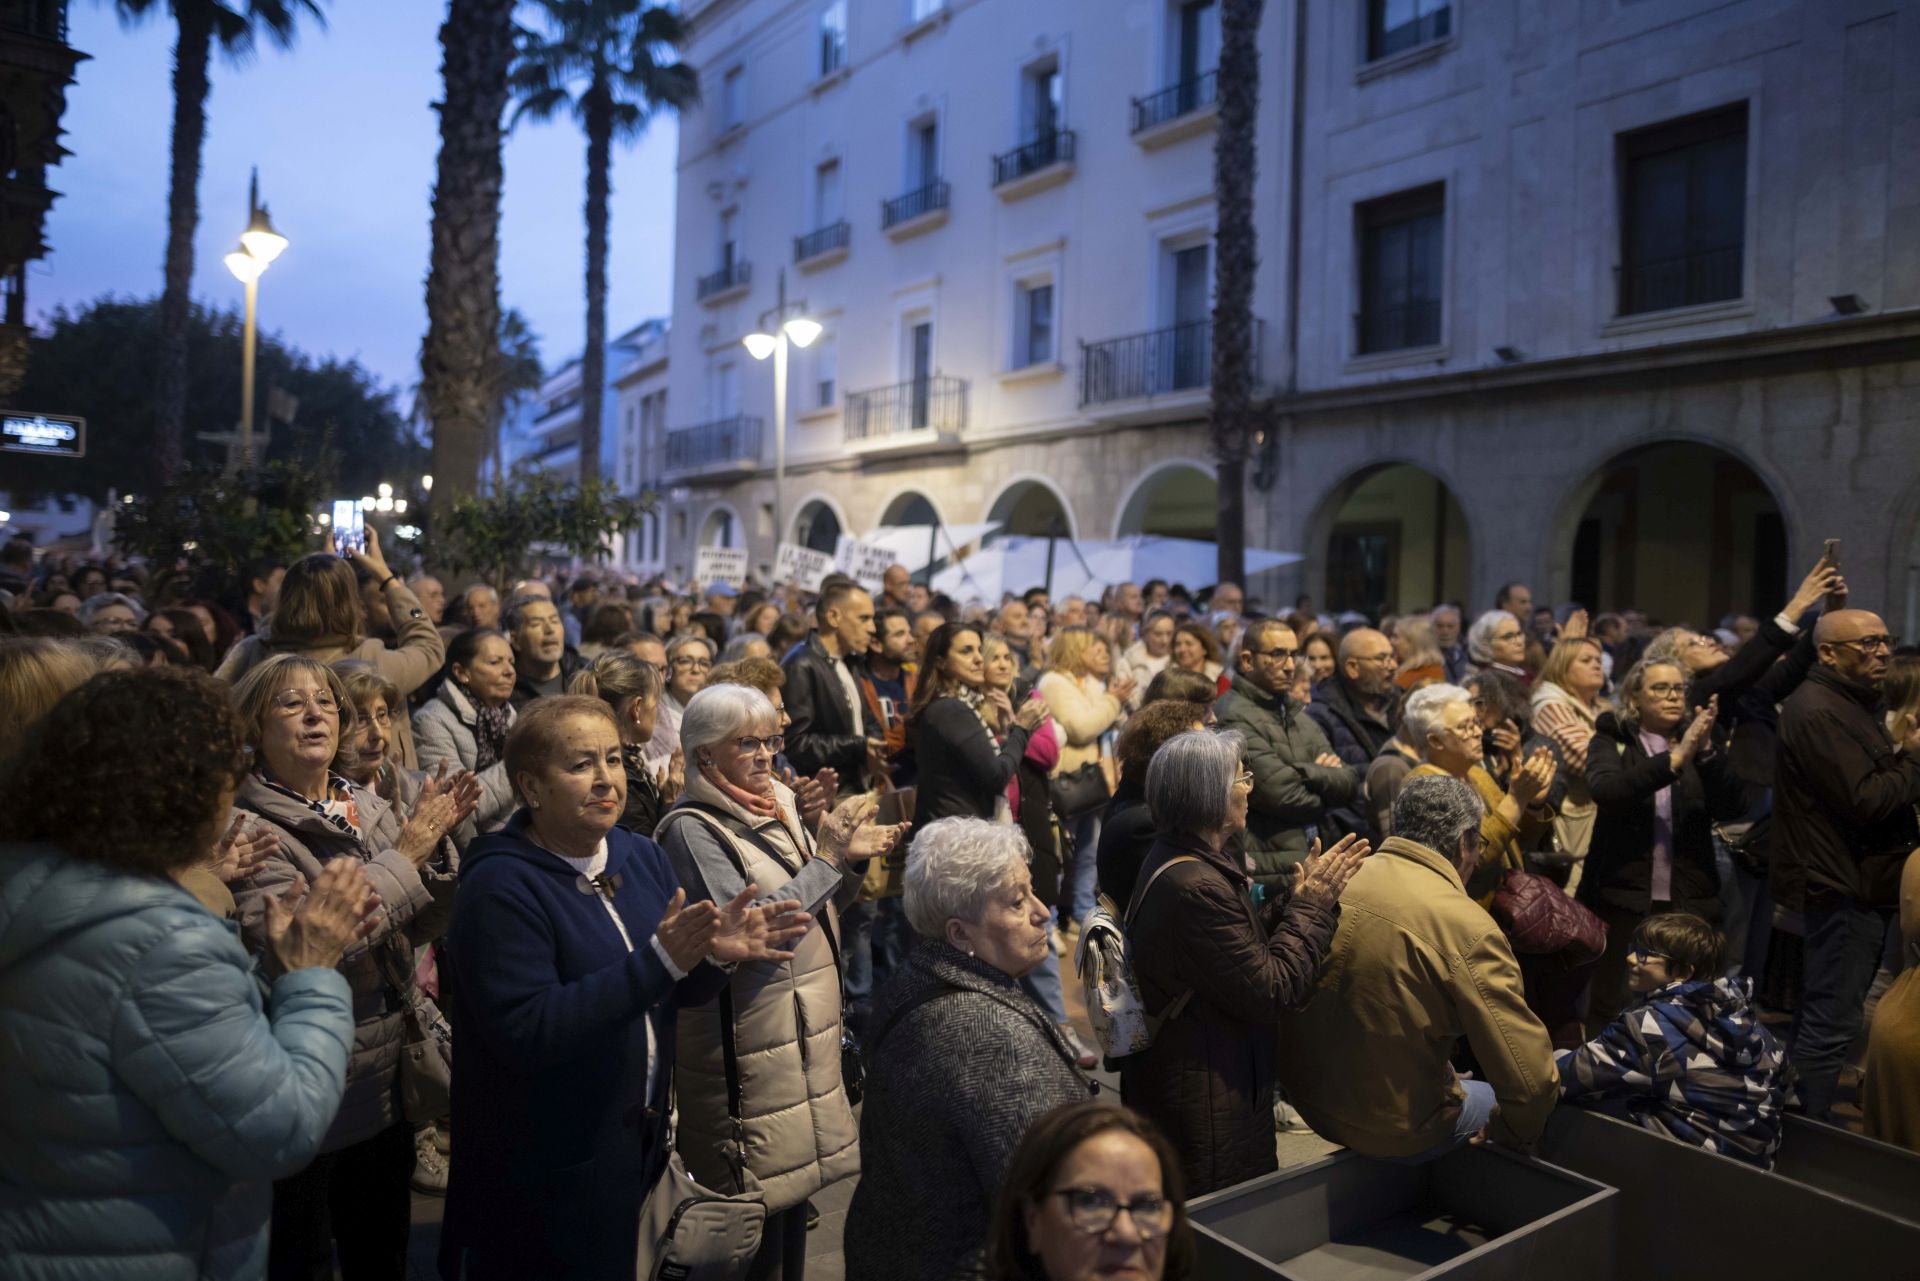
[1277,774,1559,1158]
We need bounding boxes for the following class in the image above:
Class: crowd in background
[1,524,1917,1281]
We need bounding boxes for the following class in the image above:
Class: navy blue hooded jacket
[437,813,727,1280]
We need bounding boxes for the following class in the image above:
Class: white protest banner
[775,541,836,591]
[693,545,750,588]
[834,535,895,592]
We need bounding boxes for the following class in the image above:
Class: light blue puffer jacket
[0,842,353,1281]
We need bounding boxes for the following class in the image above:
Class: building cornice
[1276,309,1920,415]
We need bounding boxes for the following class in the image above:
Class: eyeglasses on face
[1494,629,1525,643]
[271,690,339,716]
[1233,769,1254,790]
[671,656,713,670]
[1050,1187,1173,1239]
[730,734,784,757]
[1832,634,1898,653]
[1626,946,1672,964]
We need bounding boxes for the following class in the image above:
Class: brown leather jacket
[1276,836,1559,1157]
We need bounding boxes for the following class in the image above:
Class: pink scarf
[698,758,780,818]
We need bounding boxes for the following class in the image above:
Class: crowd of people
[0,525,1916,1281]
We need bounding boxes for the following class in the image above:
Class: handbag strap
[1122,854,1201,1025]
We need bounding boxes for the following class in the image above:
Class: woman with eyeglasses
[644,631,713,768]
[656,683,905,1281]
[1466,609,1531,684]
[1581,660,1743,1031]
[987,1101,1195,1281]
[227,654,470,1280]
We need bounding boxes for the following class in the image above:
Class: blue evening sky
[37,2,681,397]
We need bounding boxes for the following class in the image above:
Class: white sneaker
[412,1127,449,1196]
[1273,1098,1312,1133]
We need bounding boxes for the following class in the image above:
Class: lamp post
[220,168,288,473]
[743,268,821,557]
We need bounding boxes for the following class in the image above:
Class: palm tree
[489,307,545,487]
[510,0,696,485]
[422,0,517,502]
[113,0,326,485]
[1210,0,1264,586]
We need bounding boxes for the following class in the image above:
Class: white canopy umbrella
[929,536,1104,604]
[861,522,1000,575]
[1083,536,1303,590]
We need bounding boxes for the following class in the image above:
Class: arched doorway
[1115,462,1217,540]
[698,504,740,548]
[879,489,940,527]
[1314,464,1472,617]
[792,498,842,552]
[986,478,1075,538]
[1560,442,1786,625]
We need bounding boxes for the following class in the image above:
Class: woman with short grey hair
[845,817,1094,1281]
[1467,609,1530,680]
[78,591,145,635]
[1120,730,1368,1195]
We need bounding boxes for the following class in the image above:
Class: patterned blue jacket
[1557,975,1784,1168]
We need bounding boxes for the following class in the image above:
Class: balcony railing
[1355,299,1442,355]
[1081,319,1264,406]
[1617,246,1742,316]
[0,0,69,41]
[695,259,751,301]
[845,376,967,442]
[664,415,763,471]
[992,130,1076,186]
[1131,71,1217,134]
[881,180,950,230]
[793,220,850,263]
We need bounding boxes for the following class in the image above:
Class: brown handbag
[1490,869,1608,964]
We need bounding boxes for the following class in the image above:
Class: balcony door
[1164,242,1210,391]
[1173,0,1219,96]
[907,321,933,429]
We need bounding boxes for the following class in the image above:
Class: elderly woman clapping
[226,654,472,1277]
[1405,683,1556,904]
[440,696,810,1279]
[657,683,906,1279]
[846,818,1097,1281]
[1121,731,1367,1195]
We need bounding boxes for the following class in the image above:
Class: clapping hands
[1291,833,1370,910]
[817,793,910,869]
[655,883,814,971]
[210,812,278,885]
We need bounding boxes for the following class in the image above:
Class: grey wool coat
[843,940,1096,1281]
[232,774,452,1152]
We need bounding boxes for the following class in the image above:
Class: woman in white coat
[412,628,519,832]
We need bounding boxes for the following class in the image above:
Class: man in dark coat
[1776,608,1920,1118]
[781,580,880,795]
[1306,626,1401,840]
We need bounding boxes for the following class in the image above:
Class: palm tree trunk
[154,3,215,486]
[422,0,515,502]
[1211,0,1264,586]
[578,85,613,487]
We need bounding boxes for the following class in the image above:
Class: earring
[968,950,976,958]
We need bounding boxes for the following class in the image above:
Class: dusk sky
[37,2,682,398]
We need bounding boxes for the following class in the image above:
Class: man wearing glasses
[1776,608,1920,1118]
[1213,617,1358,888]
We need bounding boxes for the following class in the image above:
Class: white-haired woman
[1121,730,1367,1196]
[844,817,1096,1281]
[1405,683,1557,906]
[1466,609,1531,684]
[656,682,905,1280]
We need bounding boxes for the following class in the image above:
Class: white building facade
[663,0,1920,629]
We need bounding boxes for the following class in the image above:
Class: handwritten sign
[1,411,86,458]
[776,542,836,591]
[835,536,895,592]
[694,545,749,588]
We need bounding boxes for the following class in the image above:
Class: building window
[818,1,847,77]
[1016,281,1055,366]
[722,66,746,129]
[1618,103,1748,316]
[1022,57,1062,144]
[910,118,939,190]
[813,158,843,227]
[718,208,738,273]
[1171,0,1219,86]
[1366,0,1451,62]
[813,337,838,408]
[1357,184,1444,354]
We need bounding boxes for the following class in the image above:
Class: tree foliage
[5,295,423,506]
[436,461,651,589]
[114,457,327,581]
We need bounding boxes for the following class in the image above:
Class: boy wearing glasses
[1557,913,1783,1168]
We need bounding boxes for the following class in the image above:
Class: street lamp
[743,267,820,557]
[221,167,288,472]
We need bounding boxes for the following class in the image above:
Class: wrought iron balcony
[1081,319,1263,407]
[844,376,967,443]
[1617,246,1743,317]
[695,259,751,302]
[992,130,1076,187]
[793,220,850,264]
[1131,71,1218,134]
[664,415,763,473]
[881,180,950,231]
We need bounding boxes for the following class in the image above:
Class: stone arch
[984,474,1077,539]
[791,493,846,553]
[697,502,744,549]
[1302,461,1476,617]
[1112,459,1217,540]
[1546,437,1795,625]
[875,486,945,529]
